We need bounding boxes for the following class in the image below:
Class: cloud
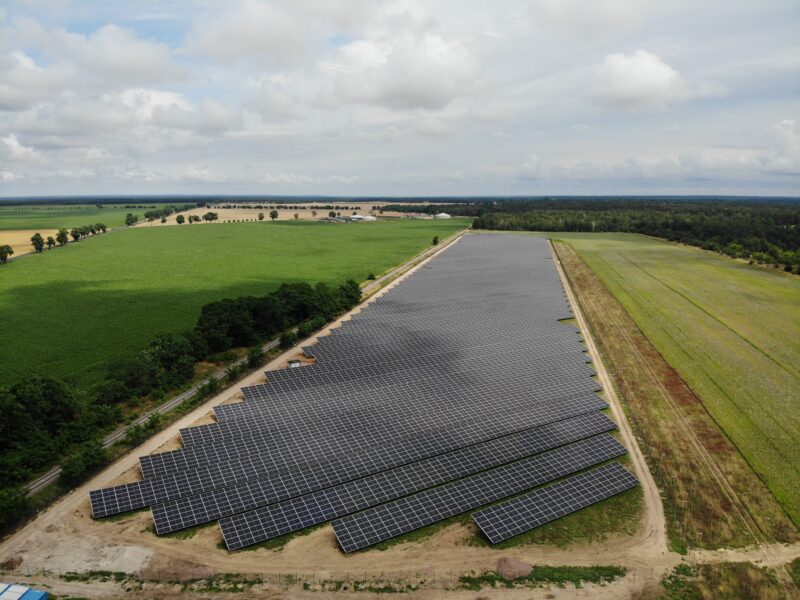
[8,19,181,86]
[1,133,39,160]
[151,100,241,133]
[185,1,306,66]
[533,0,647,37]
[415,116,453,137]
[758,119,800,174]
[0,50,69,110]
[592,49,718,108]
[325,31,479,110]
[251,79,299,119]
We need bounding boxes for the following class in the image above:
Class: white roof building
[434,212,451,219]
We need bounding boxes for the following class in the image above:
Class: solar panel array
[90,233,638,551]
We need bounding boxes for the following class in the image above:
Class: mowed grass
[0,204,145,231]
[551,232,800,528]
[0,219,467,389]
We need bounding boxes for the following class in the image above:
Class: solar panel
[90,234,634,551]
[329,434,627,553]
[148,396,608,533]
[215,418,619,550]
[92,390,606,519]
[141,374,601,480]
[472,462,639,543]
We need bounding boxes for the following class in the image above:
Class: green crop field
[0,204,148,231]
[550,232,800,527]
[0,219,467,389]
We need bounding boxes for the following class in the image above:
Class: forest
[384,199,800,271]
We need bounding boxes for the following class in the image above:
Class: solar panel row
[89,233,636,552]
[330,434,627,553]
[472,462,640,543]
[219,418,618,550]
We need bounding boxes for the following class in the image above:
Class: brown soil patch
[553,241,799,550]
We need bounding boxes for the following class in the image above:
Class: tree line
[384,198,800,270]
[453,199,800,272]
[0,223,110,263]
[0,278,361,532]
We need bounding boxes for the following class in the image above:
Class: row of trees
[143,203,195,222]
[0,278,362,531]
[0,224,110,263]
[215,204,362,210]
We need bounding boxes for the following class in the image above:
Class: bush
[280,331,298,349]
[247,346,266,369]
[0,486,29,533]
[367,273,376,280]
[60,439,109,487]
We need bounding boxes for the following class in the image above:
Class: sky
[0,0,798,197]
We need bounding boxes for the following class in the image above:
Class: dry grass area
[0,228,59,257]
[553,241,798,553]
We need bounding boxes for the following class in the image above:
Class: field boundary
[548,240,668,555]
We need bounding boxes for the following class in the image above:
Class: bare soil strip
[552,241,798,551]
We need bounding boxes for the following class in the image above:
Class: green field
[0,219,467,389]
[0,204,148,231]
[551,232,800,526]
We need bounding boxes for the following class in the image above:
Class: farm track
[590,253,765,545]
[552,239,800,550]
[549,241,668,557]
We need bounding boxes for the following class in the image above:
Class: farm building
[434,212,451,219]
[0,583,47,599]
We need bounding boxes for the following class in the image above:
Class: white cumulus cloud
[592,49,717,108]
[325,31,479,110]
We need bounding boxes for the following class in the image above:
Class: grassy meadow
[551,232,800,528]
[0,204,146,231]
[0,219,467,389]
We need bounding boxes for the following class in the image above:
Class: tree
[0,245,13,264]
[328,211,336,218]
[31,232,45,253]
[96,223,107,233]
[432,236,439,245]
[56,229,69,246]
[160,216,167,223]
[60,439,109,487]
[46,236,56,249]
[0,487,28,531]
[294,213,299,220]
[247,346,265,369]
[125,213,138,226]
[270,209,279,221]
[202,211,218,222]
[312,210,317,218]
[279,331,298,349]
[176,214,185,224]
[69,228,80,242]
[258,212,265,221]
